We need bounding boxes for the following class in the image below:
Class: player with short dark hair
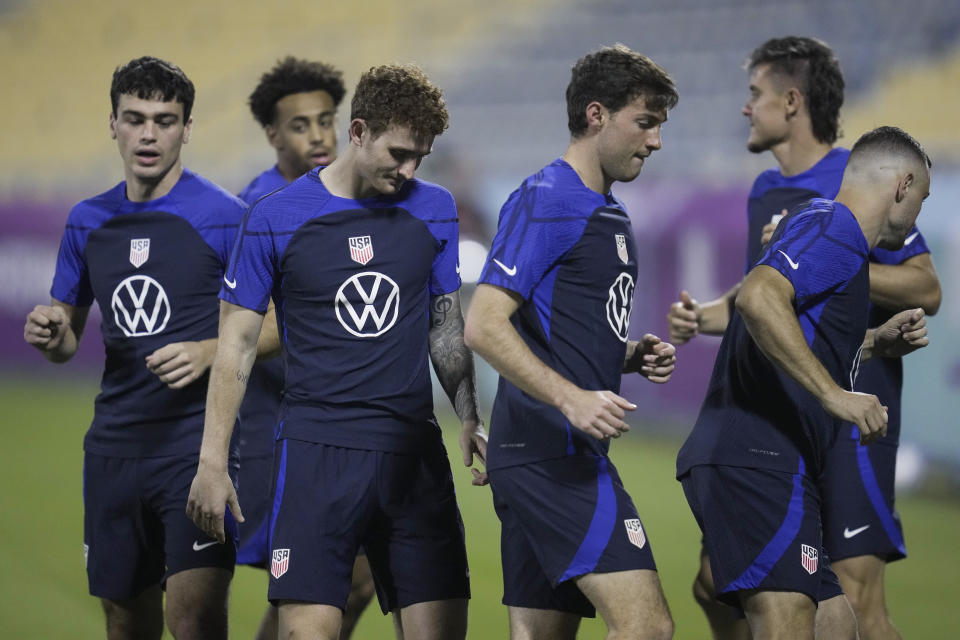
[667,37,941,640]
[23,56,246,640]
[676,125,933,639]
[187,63,485,640]
[236,56,377,640]
[465,44,678,640]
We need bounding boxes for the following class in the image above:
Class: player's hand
[822,389,888,445]
[186,461,244,544]
[560,389,635,441]
[873,308,928,358]
[760,209,788,246]
[667,291,700,345]
[459,419,489,486]
[146,339,217,389]
[24,304,68,351]
[625,333,676,383]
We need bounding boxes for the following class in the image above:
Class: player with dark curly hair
[188,64,483,640]
[235,57,378,640]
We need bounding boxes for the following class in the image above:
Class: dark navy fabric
[745,147,848,269]
[223,168,460,453]
[83,452,238,599]
[479,159,638,470]
[681,463,842,608]
[267,436,469,611]
[51,169,246,457]
[677,200,870,477]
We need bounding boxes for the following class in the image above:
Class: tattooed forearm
[429,292,480,423]
[236,370,248,385]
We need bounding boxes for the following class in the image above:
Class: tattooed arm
[429,291,488,486]
[187,301,264,540]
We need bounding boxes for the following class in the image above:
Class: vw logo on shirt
[335,271,400,337]
[606,272,635,342]
[111,274,171,337]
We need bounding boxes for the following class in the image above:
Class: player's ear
[784,87,802,119]
[265,124,280,150]
[348,119,367,146]
[182,117,193,145]
[584,101,605,131]
[895,171,914,203]
[109,112,117,140]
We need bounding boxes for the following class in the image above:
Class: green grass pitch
[1,377,957,638]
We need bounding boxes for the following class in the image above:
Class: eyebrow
[120,109,179,120]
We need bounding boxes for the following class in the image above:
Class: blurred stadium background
[1,0,958,637]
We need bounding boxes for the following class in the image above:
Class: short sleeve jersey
[222,168,460,453]
[677,199,870,477]
[746,147,848,270]
[479,159,638,471]
[235,165,291,456]
[50,169,246,457]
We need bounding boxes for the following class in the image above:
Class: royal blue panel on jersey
[222,169,460,452]
[851,225,931,445]
[677,199,870,477]
[479,159,638,471]
[50,169,246,456]
[236,168,291,456]
[745,148,848,270]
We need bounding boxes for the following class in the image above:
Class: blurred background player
[676,125,933,640]
[22,57,246,640]
[188,63,486,640]
[237,56,376,640]
[667,37,941,640]
[465,45,679,640]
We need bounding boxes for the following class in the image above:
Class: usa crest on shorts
[624,518,646,549]
[615,233,628,265]
[271,548,291,579]
[349,235,374,265]
[129,238,150,268]
[801,544,818,574]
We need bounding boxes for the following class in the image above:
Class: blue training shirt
[222,167,460,453]
[235,165,291,457]
[50,169,246,457]
[480,159,638,471]
[677,199,870,477]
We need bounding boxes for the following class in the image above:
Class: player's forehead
[274,90,336,123]
[376,123,434,155]
[115,93,185,119]
[748,63,785,93]
[615,94,667,124]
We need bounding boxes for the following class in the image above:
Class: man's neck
[125,163,183,203]
[770,133,834,178]
[562,137,610,194]
[835,184,883,250]
[319,150,376,200]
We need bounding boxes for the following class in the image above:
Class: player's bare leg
[278,601,341,640]
[814,594,858,639]
[694,547,751,640]
[164,567,232,640]
[101,584,163,640]
[507,607,580,640]
[392,598,467,640]
[833,555,900,640]
[576,569,674,640]
[340,554,377,638]
[741,589,815,640]
[253,603,278,640]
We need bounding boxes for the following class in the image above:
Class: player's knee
[607,608,674,640]
[692,566,716,609]
[101,596,163,640]
[164,599,227,640]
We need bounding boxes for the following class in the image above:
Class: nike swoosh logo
[843,525,870,539]
[904,231,919,245]
[778,250,800,270]
[193,540,219,551]
[223,276,237,289]
[455,262,461,274]
[492,259,517,277]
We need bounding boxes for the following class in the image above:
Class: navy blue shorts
[681,462,842,609]
[267,437,469,612]
[821,430,906,563]
[83,452,238,600]
[236,451,273,568]
[490,455,657,617]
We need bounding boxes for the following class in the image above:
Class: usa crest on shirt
[129,238,150,268]
[349,235,374,265]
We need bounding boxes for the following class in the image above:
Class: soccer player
[667,37,941,640]
[22,57,246,640]
[464,45,679,640]
[676,126,932,640]
[238,56,376,640]
[187,64,485,640]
